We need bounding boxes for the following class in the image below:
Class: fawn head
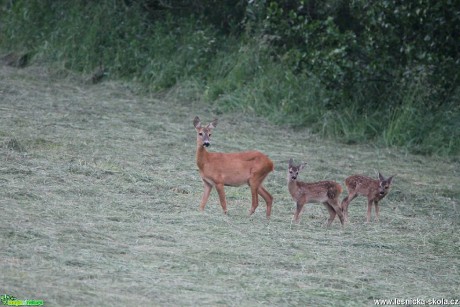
[193,116,218,147]
[288,158,306,181]
[378,172,394,197]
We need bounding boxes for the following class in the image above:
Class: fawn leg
[257,185,273,219]
[366,198,373,223]
[215,183,228,214]
[329,199,344,225]
[374,201,380,222]
[294,201,305,223]
[199,180,213,211]
[323,202,336,227]
[341,193,357,222]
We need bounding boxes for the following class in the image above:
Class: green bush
[1,0,458,156]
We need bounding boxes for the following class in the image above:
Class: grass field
[1,65,459,306]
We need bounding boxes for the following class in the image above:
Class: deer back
[290,180,342,203]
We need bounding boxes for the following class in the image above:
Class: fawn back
[341,172,394,222]
[287,159,344,226]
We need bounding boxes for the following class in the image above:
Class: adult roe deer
[287,159,344,226]
[341,172,394,222]
[193,116,274,218]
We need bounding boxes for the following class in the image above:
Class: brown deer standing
[287,159,344,226]
[341,173,394,222]
[193,116,274,218]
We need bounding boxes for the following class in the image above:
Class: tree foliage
[1,0,458,155]
[250,0,459,104]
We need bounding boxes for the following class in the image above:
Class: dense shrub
[1,0,458,155]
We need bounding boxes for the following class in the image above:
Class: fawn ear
[387,175,395,184]
[288,158,294,168]
[299,162,306,171]
[207,118,218,129]
[378,172,385,181]
[193,116,201,129]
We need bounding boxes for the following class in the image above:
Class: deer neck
[288,179,300,197]
[196,141,209,170]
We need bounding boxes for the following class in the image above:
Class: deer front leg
[366,198,373,223]
[215,183,228,214]
[199,180,213,211]
[341,196,349,221]
[341,193,356,222]
[374,200,380,222]
[294,201,305,223]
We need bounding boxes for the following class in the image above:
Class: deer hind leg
[248,184,260,216]
[248,171,269,216]
[323,202,336,227]
[199,180,213,211]
[328,198,344,226]
[257,185,273,219]
[215,183,228,214]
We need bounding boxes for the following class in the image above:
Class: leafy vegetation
[1,0,459,155]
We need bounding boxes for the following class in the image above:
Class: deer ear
[378,172,385,181]
[288,158,294,167]
[207,118,218,129]
[387,175,395,184]
[299,162,306,171]
[193,116,201,129]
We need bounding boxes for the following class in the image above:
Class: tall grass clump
[384,77,460,155]
[2,1,146,71]
[204,39,327,123]
[1,0,220,90]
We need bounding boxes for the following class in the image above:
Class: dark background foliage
[1,0,459,155]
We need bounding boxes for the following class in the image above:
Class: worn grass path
[1,65,459,306]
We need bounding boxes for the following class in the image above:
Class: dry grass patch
[0,65,459,306]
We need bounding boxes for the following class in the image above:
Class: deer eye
[208,133,211,136]
[199,132,203,136]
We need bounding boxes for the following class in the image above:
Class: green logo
[1,295,43,306]
[1,295,15,305]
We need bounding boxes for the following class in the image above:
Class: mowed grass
[1,65,459,306]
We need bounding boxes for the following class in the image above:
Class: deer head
[193,116,218,147]
[377,172,394,197]
[288,158,306,181]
